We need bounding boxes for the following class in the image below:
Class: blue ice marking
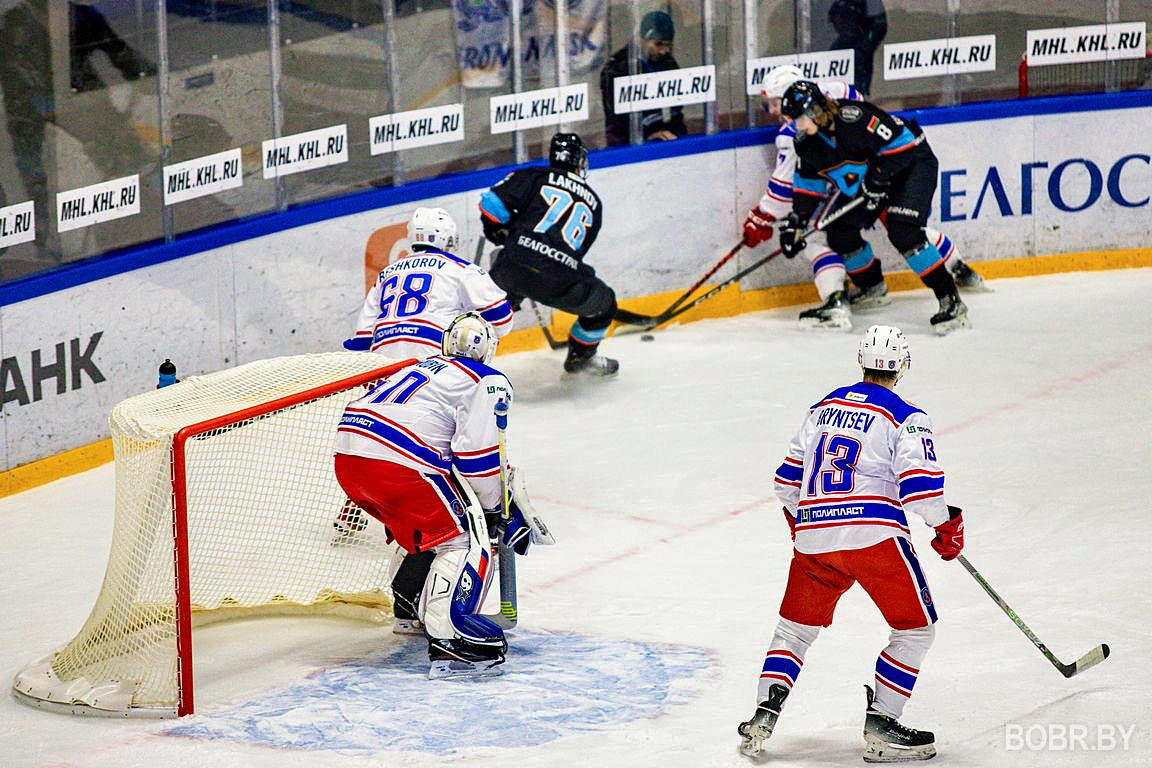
[164,629,710,755]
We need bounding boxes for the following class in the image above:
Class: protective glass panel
[164,0,277,236]
[0,0,162,280]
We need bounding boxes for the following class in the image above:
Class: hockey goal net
[13,352,410,717]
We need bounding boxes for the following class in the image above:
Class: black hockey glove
[860,171,890,212]
[778,213,807,259]
[482,216,509,246]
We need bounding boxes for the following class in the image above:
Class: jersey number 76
[534,186,593,250]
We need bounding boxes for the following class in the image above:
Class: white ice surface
[2,269,1150,768]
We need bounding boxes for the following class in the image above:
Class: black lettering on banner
[70,332,106,390]
[119,185,136,206]
[326,135,344,154]
[14,211,31,233]
[223,158,239,179]
[1117,32,1139,49]
[1,356,28,408]
[494,104,514,123]
[32,342,67,401]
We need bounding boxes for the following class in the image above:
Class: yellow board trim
[3,247,1149,498]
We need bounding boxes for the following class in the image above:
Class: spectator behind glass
[598,10,687,147]
[824,0,887,96]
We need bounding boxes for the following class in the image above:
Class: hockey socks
[756,618,820,704]
[871,625,934,719]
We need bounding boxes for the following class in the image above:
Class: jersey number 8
[535,186,593,250]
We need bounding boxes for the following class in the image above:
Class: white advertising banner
[56,175,140,233]
[0,201,36,248]
[370,104,465,154]
[613,65,717,114]
[883,35,997,80]
[262,125,348,179]
[746,50,855,95]
[163,148,244,205]
[1026,22,1147,66]
[489,84,588,134]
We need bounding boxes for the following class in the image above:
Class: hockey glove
[778,213,807,258]
[482,216,509,246]
[742,206,775,248]
[860,171,890,213]
[930,505,964,561]
[782,507,796,541]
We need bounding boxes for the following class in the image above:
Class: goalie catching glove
[492,467,555,555]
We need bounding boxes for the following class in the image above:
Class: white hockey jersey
[773,381,951,555]
[335,355,512,510]
[757,80,861,219]
[345,247,513,361]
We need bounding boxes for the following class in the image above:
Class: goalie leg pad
[419,532,502,645]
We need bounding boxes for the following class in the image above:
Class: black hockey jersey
[792,100,930,221]
[480,167,603,273]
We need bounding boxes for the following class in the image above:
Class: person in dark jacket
[598,10,687,146]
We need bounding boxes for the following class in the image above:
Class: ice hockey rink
[2,268,1149,768]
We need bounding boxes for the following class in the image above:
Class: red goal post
[1019,48,1152,98]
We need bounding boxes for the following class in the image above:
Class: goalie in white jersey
[739,325,965,763]
[335,313,551,677]
[741,66,983,331]
[344,207,513,358]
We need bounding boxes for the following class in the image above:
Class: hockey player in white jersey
[344,207,513,357]
[334,313,551,677]
[738,325,965,762]
[741,66,984,331]
[340,207,513,635]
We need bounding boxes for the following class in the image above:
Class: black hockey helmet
[549,132,588,177]
[780,80,829,122]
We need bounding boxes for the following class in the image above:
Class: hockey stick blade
[1059,643,1110,678]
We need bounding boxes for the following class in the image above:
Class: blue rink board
[165,630,712,755]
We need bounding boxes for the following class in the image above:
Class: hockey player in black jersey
[479,132,620,375]
[778,80,971,334]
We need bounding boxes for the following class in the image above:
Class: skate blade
[956,279,992,293]
[932,315,972,336]
[863,737,936,763]
[849,297,892,310]
[428,658,506,679]
[798,316,853,332]
[738,724,772,757]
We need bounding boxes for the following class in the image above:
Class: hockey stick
[658,239,745,319]
[493,398,518,628]
[628,195,865,333]
[528,300,567,350]
[472,235,487,265]
[957,554,1110,678]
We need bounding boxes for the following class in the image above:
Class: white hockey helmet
[442,312,498,364]
[760,64,806,100]
[858,324,911,382]
[408,207,459,252]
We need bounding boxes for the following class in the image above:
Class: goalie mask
[442,312,498,364]
[408,207,459,252]
[858,324,911,383]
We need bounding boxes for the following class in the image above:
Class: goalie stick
[958,554,1110,678]
[493,398,518,628]
[620,195,864,334]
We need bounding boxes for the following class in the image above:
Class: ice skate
[330,499,368,545]
[737,683,790,756]
[949,259,988,292]
[929,293,971,335]
[863,685,936,763]
[799,291,852,331]
[428,637,506,679]
[847,281,891,308]
[564,348,620,376]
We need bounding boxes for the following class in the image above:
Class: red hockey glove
[782,507,796,541]
[930,505,964,561]
[742,206,775,247]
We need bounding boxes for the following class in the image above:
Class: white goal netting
[13,352,406,716]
